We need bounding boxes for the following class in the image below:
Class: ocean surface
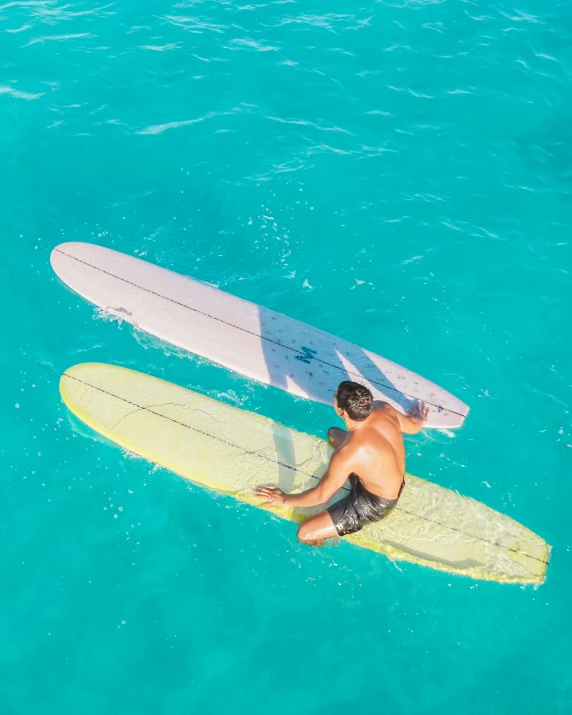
[1,0,571,712]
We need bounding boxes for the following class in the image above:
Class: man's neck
[344,416,366,432]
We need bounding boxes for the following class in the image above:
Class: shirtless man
[254,380,428,545]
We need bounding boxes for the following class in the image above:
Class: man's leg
[327,426,348,449]
[297,510,338,547]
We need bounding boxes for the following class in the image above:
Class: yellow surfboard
[60,363,550,584]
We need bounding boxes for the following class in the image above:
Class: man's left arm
[254,451,350,508]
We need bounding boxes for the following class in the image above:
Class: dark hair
[335,381,373,422]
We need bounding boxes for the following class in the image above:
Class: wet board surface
[51,242,469,428]
[60,363,549,584]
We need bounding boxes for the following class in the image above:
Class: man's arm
[394,400,429,434]
[254,450,350,508]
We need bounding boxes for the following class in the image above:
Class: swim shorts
[327,473,404,537]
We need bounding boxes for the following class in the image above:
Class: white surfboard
[51,242,469,428]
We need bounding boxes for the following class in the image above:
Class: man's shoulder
[371,403,398,422]
[335,426,378,457]
[332,437,360,463]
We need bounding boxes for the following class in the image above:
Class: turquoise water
[1,0,571,711]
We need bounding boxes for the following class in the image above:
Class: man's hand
[254,485,287,506]
[407,399,429,424]
[395,399,430,433]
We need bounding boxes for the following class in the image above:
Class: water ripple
[0,84,43,100]
[137,111,221,135]
[23,32,97,47]
[228,37,280,52]
[266,116,353,135]
[139,42,181,51]
[163,15,227,33]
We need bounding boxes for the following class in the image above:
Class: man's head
[334,381,373,422]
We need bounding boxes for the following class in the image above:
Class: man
[254,380,428,546]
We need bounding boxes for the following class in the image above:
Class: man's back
[255,382,427,545]
[335,405,406,500]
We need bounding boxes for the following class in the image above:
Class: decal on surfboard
[294,346,317,364]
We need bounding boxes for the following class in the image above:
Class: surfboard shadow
[258,305,414,412]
